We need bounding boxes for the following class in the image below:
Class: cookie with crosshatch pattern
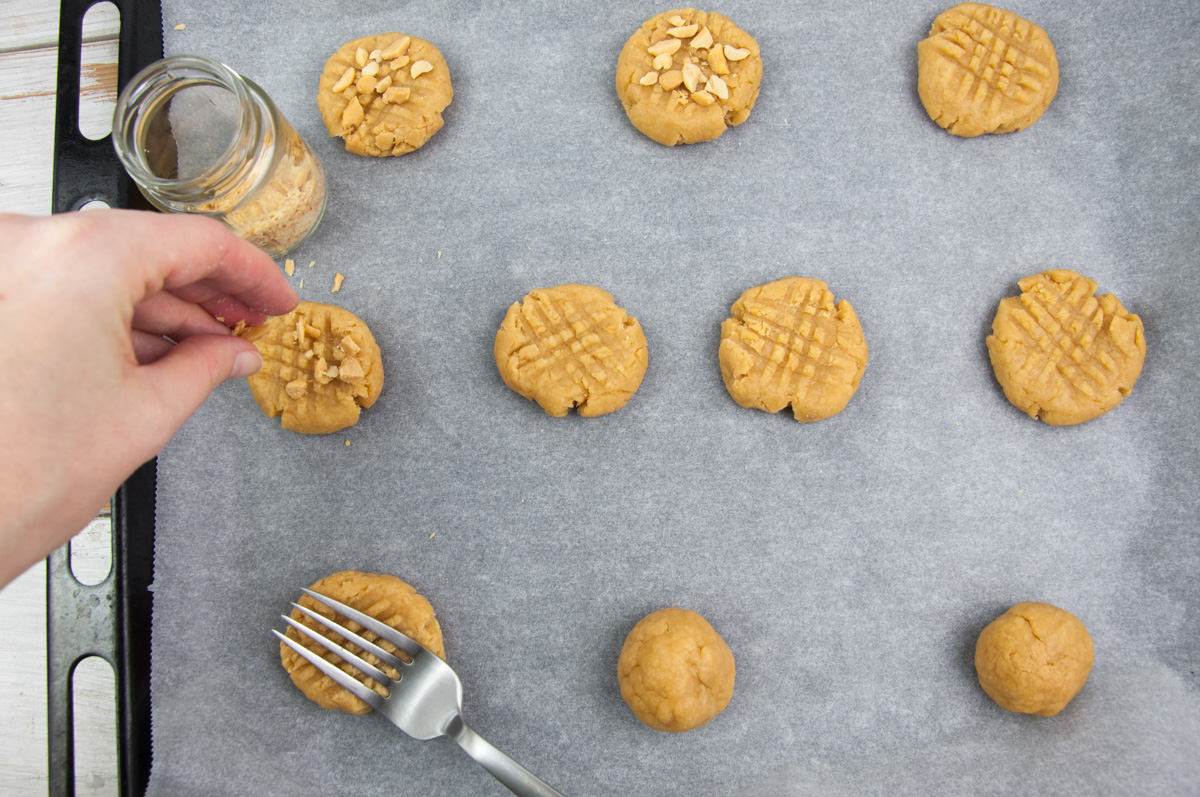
[494,284,648,417]
[279,570,446,715]
[719,277,868,422]
[917,3,1058,136]
[986,270,1145,425]
[239,301,383,434]
[616,8,762,145]
[317,32,453,156]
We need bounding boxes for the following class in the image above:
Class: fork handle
[447,717,566,797]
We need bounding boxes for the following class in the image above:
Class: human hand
[0,210,298,586]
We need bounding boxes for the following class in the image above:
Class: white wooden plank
[0,565,49,796]
[0,37,118,213]
[0,0,121,53]
[0,11,123,795]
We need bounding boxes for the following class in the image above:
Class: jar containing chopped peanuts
[113,55,326,257]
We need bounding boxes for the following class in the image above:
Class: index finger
[80,209,299,318]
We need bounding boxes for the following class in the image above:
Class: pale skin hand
[0,210,298,587]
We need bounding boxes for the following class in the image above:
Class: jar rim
[112,54,259,197]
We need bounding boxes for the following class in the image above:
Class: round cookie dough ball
[974,601,1094,716]
[617,607,735,732]
[616,9,762,146]
[917,3,1058,137]
[494,284,648,417]
[280,570,446,715]
[317,32,453,156]
[240,301,384,434]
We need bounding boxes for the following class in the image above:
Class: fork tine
[302,587,424,657]
[280,614,392,686]
[272,628,383,709]
[290,601,406,671]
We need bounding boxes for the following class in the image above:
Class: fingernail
[231,350,262,379]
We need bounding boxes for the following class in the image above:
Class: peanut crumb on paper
[429,532,436,539]
[332,272,344,293]
[344,440,351,447]
[284,258,295,276]
[298,279,304,289]
[307,260,315,269]
[173,23,186,30]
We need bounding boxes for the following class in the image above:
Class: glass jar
[112,55,326,257]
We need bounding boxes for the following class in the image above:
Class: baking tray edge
[47,0,163,794]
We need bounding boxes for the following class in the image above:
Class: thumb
[126,334,262,449]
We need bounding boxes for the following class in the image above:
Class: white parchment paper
[148,2,1200,794]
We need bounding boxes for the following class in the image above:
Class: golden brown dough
[616,9,762,145]
[240,301,383,434]
[974,601,1093,716]
[494,284,648,417]
[617,608,735,732]
[317,33,453,156]
[279,570,446,715]
[986,269,1145,425]
[917,3,1058,136]
[719,277,868,422]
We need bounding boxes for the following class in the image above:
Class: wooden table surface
[1,1,123,794]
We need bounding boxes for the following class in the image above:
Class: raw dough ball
[616,8,762,146]
[617,607,735,732]
[974,601,1094,716]
[280,570,446,715]
[917,3,1059,136]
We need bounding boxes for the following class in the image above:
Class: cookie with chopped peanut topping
[616,9,762,146]
[317,33,452,156]
[239,301,383,434]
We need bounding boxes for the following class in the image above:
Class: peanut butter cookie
[494,284,648,418]
[719,277,868,422]
[917,3,1058,137]
[975,601,1093,716]
[317,33,453,156]
[616,9,762,146]
[240,301,384,434]
[986,270,1146,425]
[617,608,735,732]
[279,570,446,715]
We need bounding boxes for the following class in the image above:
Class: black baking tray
[47,0,163,794]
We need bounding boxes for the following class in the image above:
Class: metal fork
[274,588,565,797]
